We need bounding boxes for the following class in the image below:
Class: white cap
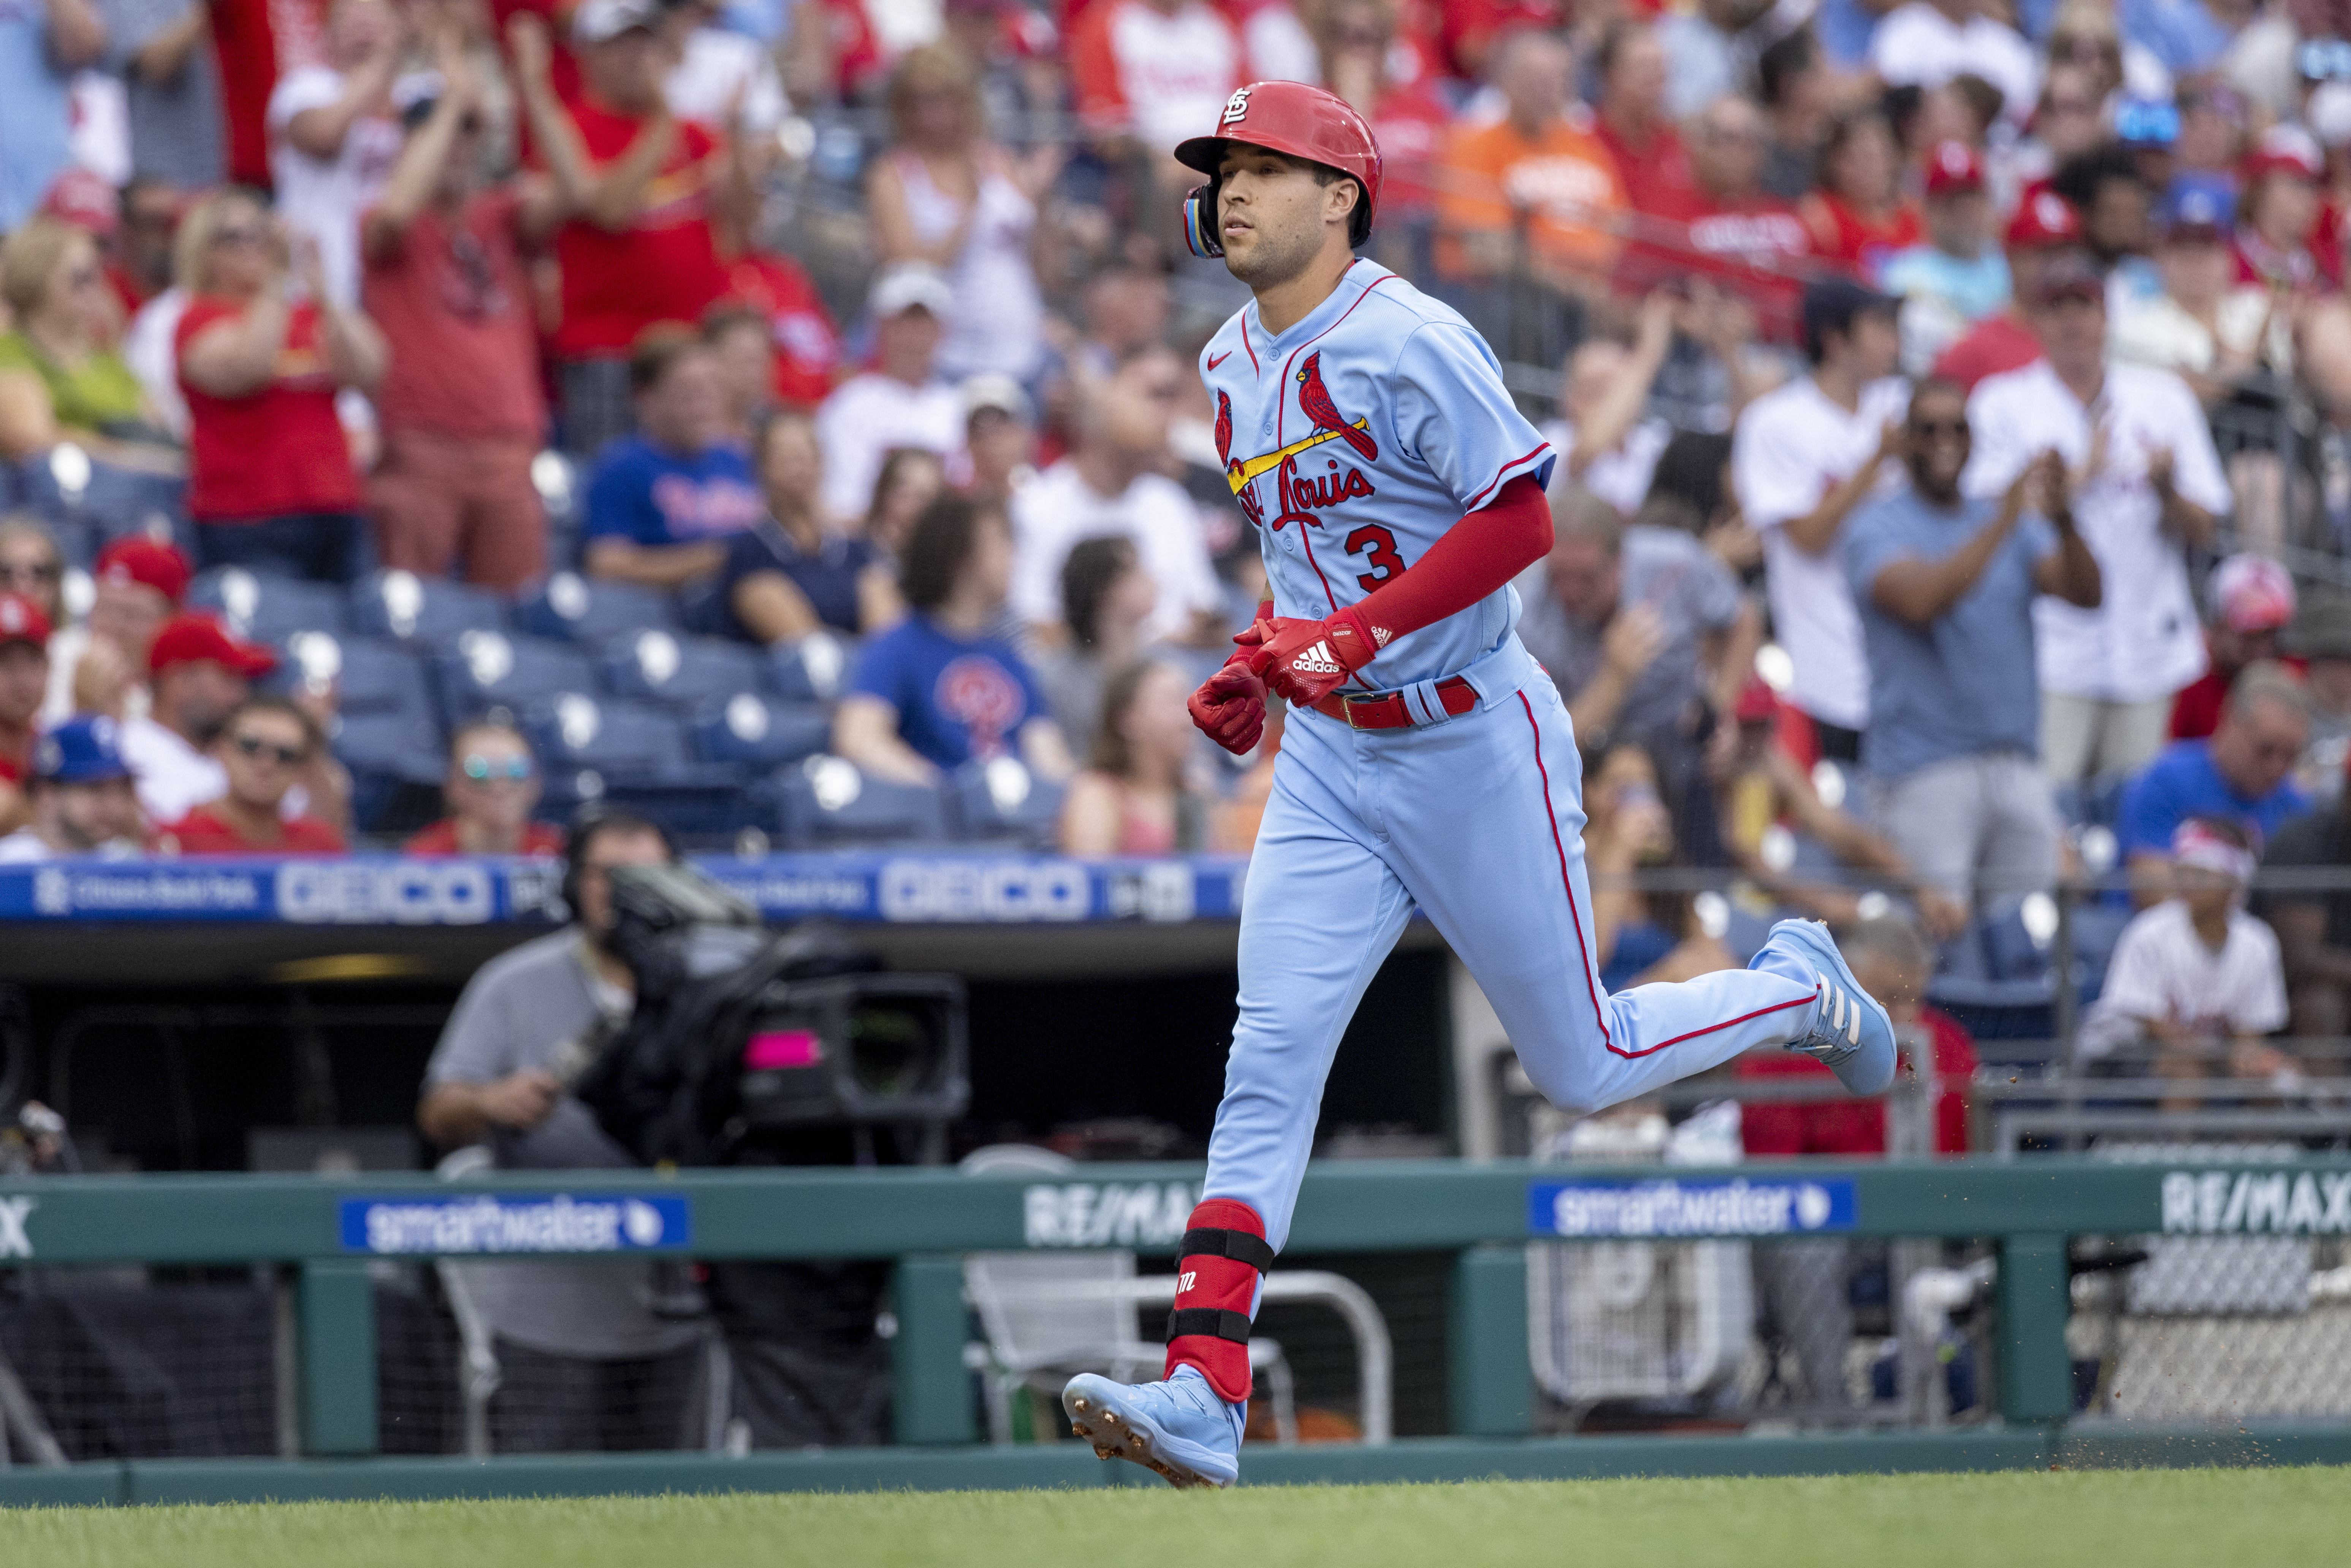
[960,372,1032,423]
[869,262,955,320]
[573,0,658,44]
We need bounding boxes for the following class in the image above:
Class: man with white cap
[958,372,1037,510]
[813,263,965,521]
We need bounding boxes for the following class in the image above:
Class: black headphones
[561,800,682,922]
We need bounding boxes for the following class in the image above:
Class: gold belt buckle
[1339,692,1382,730]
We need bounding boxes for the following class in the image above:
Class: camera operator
[415,805,703,1453]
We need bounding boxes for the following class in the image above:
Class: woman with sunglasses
[403,721,566,857]
[0,217,180,471]
[173,187,388,583]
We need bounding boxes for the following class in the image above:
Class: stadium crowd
[8,0,2351,1078]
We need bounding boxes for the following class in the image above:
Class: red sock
[1163,1198,1271,1404]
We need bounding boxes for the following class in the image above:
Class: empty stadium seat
[192,567,349,641]
[432,630,601,724]
[600,628,768,706]
[944,757,1067,846]
[766,631,857,703]
[331,712,447,833]
[511,571,676,643]
[275,632,433,724]
[762,755,949,845]
[523,692,748,837]
[689,691,832,770]
[349,569,505,642]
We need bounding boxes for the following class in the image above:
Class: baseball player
[1062,82,1896,1489]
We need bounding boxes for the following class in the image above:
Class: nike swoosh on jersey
[1206,352,1233,370]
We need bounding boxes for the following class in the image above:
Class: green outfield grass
[1,1467,2341,1567]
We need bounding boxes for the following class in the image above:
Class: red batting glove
[1188,656,1267,755]
[1237,605,1379,707]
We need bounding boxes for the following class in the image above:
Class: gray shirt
[1515,525,1743,746]
[423,929,700,1359]
[1841,487,2054,782]
[98,0,225,188]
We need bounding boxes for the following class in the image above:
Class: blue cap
[35,716,132,784]
[2161,175,2236,238]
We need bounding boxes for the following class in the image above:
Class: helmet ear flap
[1184,180,1224,258]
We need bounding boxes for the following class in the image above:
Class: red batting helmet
[1174,82,1383,259]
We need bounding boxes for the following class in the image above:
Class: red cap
[94,536,192,606]
[147,612,277,678]
[0,591,52,648]
[1734,676,1780,724]
[2006,188,2083,249]
[2245,124,2324,184]
[41,168,117,237]
[1923,140,1985,198]
[1174,81,1384,257]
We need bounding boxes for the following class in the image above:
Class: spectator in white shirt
[1009,344,1221,647]
[815,263,965,522]
[662,0,785,143]
[1730,277,1908,762]
[1963,255,2228,788]
[1539,291,1675,521]
[266,0,407,308]
[1869,0,2039,128]
[2079,817,2295,1090]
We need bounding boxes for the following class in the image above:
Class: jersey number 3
[1345,524,1404,592]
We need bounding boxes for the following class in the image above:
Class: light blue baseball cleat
[1063,1367,1245,1489]
[1757,918,1898,1096]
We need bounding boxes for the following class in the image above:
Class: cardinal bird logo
[1214,390,1233,469]
[1295,353,1378,463]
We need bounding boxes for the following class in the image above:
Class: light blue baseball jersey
[1201,259,1556,689]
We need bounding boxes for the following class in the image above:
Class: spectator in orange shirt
[163,695,349,854]
[1435,29,1627,363]
[403,720,567,856]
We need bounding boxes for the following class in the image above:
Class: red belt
[1311,676,1478,731]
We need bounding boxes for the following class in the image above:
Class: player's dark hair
[901,492,1007,614]
[1062,535,1141,649]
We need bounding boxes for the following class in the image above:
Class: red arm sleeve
[1344,474,1552,649]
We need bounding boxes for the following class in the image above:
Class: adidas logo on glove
[1292,641,1343,675]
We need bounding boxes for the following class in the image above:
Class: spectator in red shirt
[403,720,566,856]
[362,33,558,594]
[1068,0,1239,187]
[163,694,348,854]
[1625,94,1815,342]
[173,189,389,582]
[534,0,753,459]
[1798,108,1921,276]
[1931,190,2083,391]
[2236,126,2335,291]
[0,592,51,836]
[2173,554,2301,741]
[54,536,189,725]
[1312,0,1451,244]
[1591,20,1694,216]
[717,250,841,410]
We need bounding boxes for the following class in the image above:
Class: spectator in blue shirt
[0,0,107,233]
[832,492,1073,785]
[582,327,762,593]
[1844,377,2101,911]
[1880,143,2013,374]
[2118,663,2311,903]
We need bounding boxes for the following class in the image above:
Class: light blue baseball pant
[1206,648,1825,1252]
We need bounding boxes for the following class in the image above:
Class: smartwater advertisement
[339,1193,692,1255]
[1526,1177,1859,1239]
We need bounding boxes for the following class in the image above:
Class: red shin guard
[1163,1198,1272,1404]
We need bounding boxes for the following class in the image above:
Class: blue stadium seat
[331,712,447,833]
[523,692,748,837]
[349,569,505,642]
[6,445,189,545]
[766,631,857,703]
[600,629,768,706]
[944,757,1067,846]
[274,632,432,724]
[191,566,350,641]
[432,630,601,725]
[761,756,948,846]
[689,692,832,770]
[511,570,677,643]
